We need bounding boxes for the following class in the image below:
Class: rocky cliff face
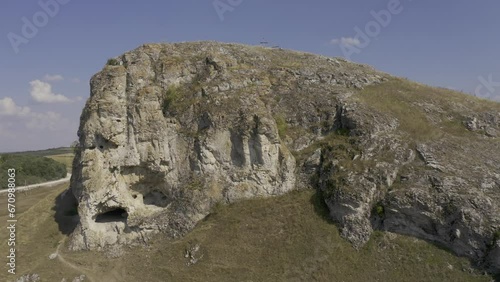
[65,42,500,275]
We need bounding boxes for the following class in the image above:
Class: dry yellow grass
[0,185,492,282]
[356,78,500,142]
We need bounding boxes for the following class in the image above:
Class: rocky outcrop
[64,41,500,276]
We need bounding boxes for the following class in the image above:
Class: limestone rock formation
[64,41,500,276]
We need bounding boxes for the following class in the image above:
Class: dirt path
[53,239,126,282]
[54,239,97,282]
[0,173,71,195]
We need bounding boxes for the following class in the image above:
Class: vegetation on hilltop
[5,147,73,157]
[46,154,75,173]
[0,154,67,189]
[355,77,500,141]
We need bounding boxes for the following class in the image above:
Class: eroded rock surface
[64,42,500,275]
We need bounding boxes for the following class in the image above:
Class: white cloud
[0,96,78,152]
[25,111,70,131]
[330,37,361,47]
[30,80,71,103]
[0,97,72,134]
[43,74,64,81]
[0,122,15,139]
[0,97,31,116]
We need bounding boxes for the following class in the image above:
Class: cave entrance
[95,208,128,223]
[143,191,171,208]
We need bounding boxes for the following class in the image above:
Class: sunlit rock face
[65,41,500,276]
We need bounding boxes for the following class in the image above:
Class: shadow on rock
[310,190,335,225]
[371,208,499,280]
[52,188,79,235]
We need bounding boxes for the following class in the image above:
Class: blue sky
[1,0,500,152]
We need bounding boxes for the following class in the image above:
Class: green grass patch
[356,79,438,141]
[274,114,288,139]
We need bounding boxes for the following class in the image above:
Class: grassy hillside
[0,154,67,189]
[0,147,75,188]
[355,78,500,142]
[0,185,493,282]
[46,153,75,173]
[6,147,73,157]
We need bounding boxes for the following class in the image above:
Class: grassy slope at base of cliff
[0,184,493,282]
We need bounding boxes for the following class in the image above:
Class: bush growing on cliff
[162,85,181,116]
[494,230,500,242]
[373,203,385,218]
[274,114,288,138]
[106,58,120,66]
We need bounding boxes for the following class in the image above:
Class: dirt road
[0,173,72,194]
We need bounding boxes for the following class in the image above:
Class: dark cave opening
[95,208,128,223]
[143,191,171,208]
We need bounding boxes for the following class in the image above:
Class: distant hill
[5,147,73,157]
[0,153,67,189]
